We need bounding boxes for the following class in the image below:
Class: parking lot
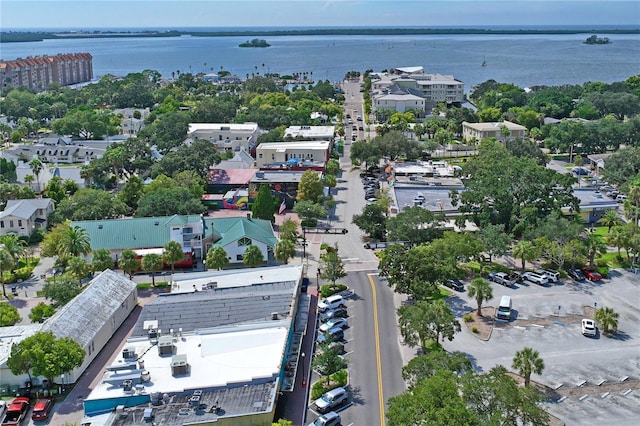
[444,269,640,425]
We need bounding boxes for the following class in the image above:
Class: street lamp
[316,268,321,287]
[301,352,307,388]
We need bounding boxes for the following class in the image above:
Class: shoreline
[2,27,640,43]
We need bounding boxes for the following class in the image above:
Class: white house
[283,125,335,140]
[462,120,527,143]
[0,198,55,237]
[255,141,330,167]
[373,91,426,113]
[188,122,260,153]
[1,135,105,165]
[0,270,137,387]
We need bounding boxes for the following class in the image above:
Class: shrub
[320,283,347,298]
[310,369,348,400]
[463,313,473,322]
[13,266,33,281]
[472,326,479,333]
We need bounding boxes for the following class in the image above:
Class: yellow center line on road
[368,274,385,426]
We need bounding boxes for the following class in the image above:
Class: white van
[496,296,512,320]
[318,295,345,312]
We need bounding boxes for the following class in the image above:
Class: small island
[239,38,270,48]
[583,35,611,45]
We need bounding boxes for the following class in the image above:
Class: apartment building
[188,122,260,153]
[462,120,528,143]
[0,53,93,90]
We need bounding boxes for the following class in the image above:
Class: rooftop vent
[122,347,137,360]
[171,354,189,376]
[271,312,279,320]
[158,336,174,356]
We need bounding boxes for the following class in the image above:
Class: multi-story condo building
[462,120,528,143]
[188,123,260,153]
[0,53,93,90]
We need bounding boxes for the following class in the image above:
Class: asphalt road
[305,85,405,425]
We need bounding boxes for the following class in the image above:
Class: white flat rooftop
[87,323,288,402]
[171,264,303,293]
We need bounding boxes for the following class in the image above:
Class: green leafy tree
[275,239,296,264]
[292,200,326,228]
[398,299,461,350]
[606,226,627,257]
[242,244,264,267]
[320,244,347,285]
[163,241,184,275]
[462,365,549,425]
[205,246,229,270]
[29,302,56,323]
[312,340,347,385]
[402,351,472,389]
[467,278,493,316]
[66,256,90,285]
[598,210,621,233]
[91,249,114,272]
[386,206,443,245]
[252,184,276,222]
[136,187,205,217]
[141,253,163,286]
[352,203,387,241]
[386,369,477,426]
[595,306,619,335]
[512,347,545,387]
[53,188,129,222]
[0,302,21,326]
[118,175,145,212]
[278,218,300,242]
[479,223,512,263]
[0,248,15,298]
[42,277,83,307]
[325,159,340,176]
[7,331,85,385]
[296,169,324,203]
[272,419,294,426]
[119,249,140,279]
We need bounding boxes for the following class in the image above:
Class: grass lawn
[597,251,631,269]
[590,226,609,238]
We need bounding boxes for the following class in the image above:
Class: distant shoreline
[2,27,640,43]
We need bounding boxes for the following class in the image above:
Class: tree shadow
[447,295,473,317]
[607,330,632,341]
[346,385,365,407]
[8,298,27,308]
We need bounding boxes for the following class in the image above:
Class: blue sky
[1,1,638,29]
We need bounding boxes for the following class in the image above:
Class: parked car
[319,307,348,322]
[537,269,560,283]
[508,271,523,283]
[316,327,344,344]
[308,411,341,426]
[581,318,597,337]
[581,268,603,281]
[318,295,345,312]
[31,397,54,421]
[522,272,549,286]
[319,318,348,333]
[573,167,589,176]
[616,194,627,203]
[487,272,515,287]
[315,387,349,413]
[567,269,586,281]
[606,190,620,198]
[444,279,464,291]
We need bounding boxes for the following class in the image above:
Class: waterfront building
[0,53,93,90]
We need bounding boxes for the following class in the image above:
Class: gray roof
[131,281,297,337]
[1,198,53,219]
[41,269,137,347]
[107,381,277,425]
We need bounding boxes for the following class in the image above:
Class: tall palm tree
[598,210,620,233]
[584,233,607,268]
[0,248,14,298]
[512,240,536,272]
[163,241,184,276]
[275,239,296,264]
[0,235,27,270]
[23,174,35,189]
[606,226,627,257]
[29,158,43,192]
[60,226,91,259]
[141,254,163,287]
[512,347,545,387]
[467,278,493,316]
[595,307,619,335]
[205,246,229,271]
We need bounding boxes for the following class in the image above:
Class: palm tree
[0,248,14,298]
[66,256,90,285]
[163,241,184,276]
[607,226,627,257]
[512,347,545,387]
[598,210,620,233]
[205,246,229,270]
[29,158,43,192]
[584,233,607,268]
[23,174,35,189]
[275,239,296,264]
[467,278,493,316]
[0,235,27,270]
[60,226,91,260]
[141,254,163,287]
[512,240,536,272]
[242,245,264,268]
[595,307,619,335]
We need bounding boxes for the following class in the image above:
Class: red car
[31,397,54,421]
[581,268,603,281]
